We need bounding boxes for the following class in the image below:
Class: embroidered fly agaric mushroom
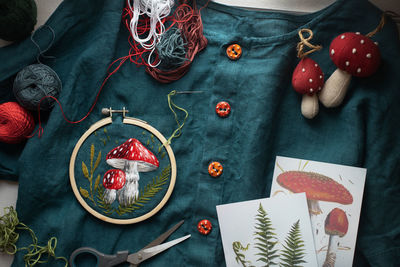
[277,171,353,215]
[319,32,381,107]
[102,169,126,204]
[292,57,324,119]
[106,138,159,206]
[323,208,349,267]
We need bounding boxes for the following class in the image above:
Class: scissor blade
[142,220,184,249]
[128,235,191,265]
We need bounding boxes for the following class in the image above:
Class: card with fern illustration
[217,193,318,267]
[270,156,366,267]
[73,122,173,220]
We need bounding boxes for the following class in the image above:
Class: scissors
[69,220,190,267]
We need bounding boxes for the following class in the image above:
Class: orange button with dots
[197,219,212,235]
[215,101,231,118]
[208,161,223,177]
[226,44,242,60]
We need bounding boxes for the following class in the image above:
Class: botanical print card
[216,193,318,267]
[270,156,366,267]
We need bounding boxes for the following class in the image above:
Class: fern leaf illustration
[280,220,306,267]
[232,241,254,267]
[254,203,279,266]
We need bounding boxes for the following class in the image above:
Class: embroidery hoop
[69,108,177,224]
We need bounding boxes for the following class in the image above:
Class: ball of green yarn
[13,64,62,111]
[0,0,37,41]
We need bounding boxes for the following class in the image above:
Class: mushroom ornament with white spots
[323,208,349,267]
[319,32,381,107]
[106,138,159,206]
[292,57,324,119]
[102,169,126,204]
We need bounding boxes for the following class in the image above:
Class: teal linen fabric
[1,0,400,266]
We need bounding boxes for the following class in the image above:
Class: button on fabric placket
[191,39,241,265]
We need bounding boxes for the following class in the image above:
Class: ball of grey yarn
[13,64,62,111]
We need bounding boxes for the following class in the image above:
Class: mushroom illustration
[106,138,159,206]
[323,208,349,267]
[292,57,324,119]
[277,171,353,214]
[102,169,126,204]
[319,32,381,107]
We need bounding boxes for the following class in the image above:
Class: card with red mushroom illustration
[70,118,174,223]
[217,193,318,267]
[270,156,366,267]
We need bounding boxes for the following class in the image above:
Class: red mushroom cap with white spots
[292,57,324,95]
[329,32,381,77]
[103,169,126,190]
[325,208,349,237]
[277,171,353,204]
[106,138,159,172]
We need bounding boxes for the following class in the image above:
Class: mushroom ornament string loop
[292,28,324,119]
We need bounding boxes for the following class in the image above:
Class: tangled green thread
[0,207,67,267]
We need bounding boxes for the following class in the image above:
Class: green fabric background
[0,0,399,266]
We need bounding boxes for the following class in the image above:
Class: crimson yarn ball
[0,102,35,144]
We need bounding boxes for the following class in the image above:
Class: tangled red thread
[28,0,209,138]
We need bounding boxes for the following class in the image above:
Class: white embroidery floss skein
[128,0,175,67]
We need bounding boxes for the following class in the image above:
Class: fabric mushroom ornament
[319,32,380,107]
[292,29,324,119]
[106,138,159,206]
[323,208,349,267]
[102,169,126,204]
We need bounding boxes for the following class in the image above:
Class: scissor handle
[69,247,129,267]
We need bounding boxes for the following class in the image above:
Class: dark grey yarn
[13,64,61,111]
[156,27,187,70]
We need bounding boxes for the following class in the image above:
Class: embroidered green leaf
[80,187,89,198]
[94,174,101,190]
[93,151,102,172]
[90,144,94,169]
[151,134,155,143]
[82,162,89,179]
[146,139,150,146]
[161,152,166,159]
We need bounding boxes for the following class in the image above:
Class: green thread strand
[0,207,68,267]
[159,90,189,151]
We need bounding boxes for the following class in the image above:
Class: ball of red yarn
[0,102,35,144]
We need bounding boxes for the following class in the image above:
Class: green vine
[254,203,279,266]
[80,143,101,206]
[280,220,306,267]
[233,242,254,267]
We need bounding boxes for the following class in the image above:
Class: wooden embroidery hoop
[69,107,177,224]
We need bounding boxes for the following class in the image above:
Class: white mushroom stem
[307,199,322,215]
[118,161,140,206]
[301,94,319,119]
[103,189,117,204]
[319,68,352,108]
[307,199,322,241]
[323,235,339,267]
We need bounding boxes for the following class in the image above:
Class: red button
[216,101,231,118]
[226,44,242,60]
[208,162,223,177]
[198,219,212,235]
